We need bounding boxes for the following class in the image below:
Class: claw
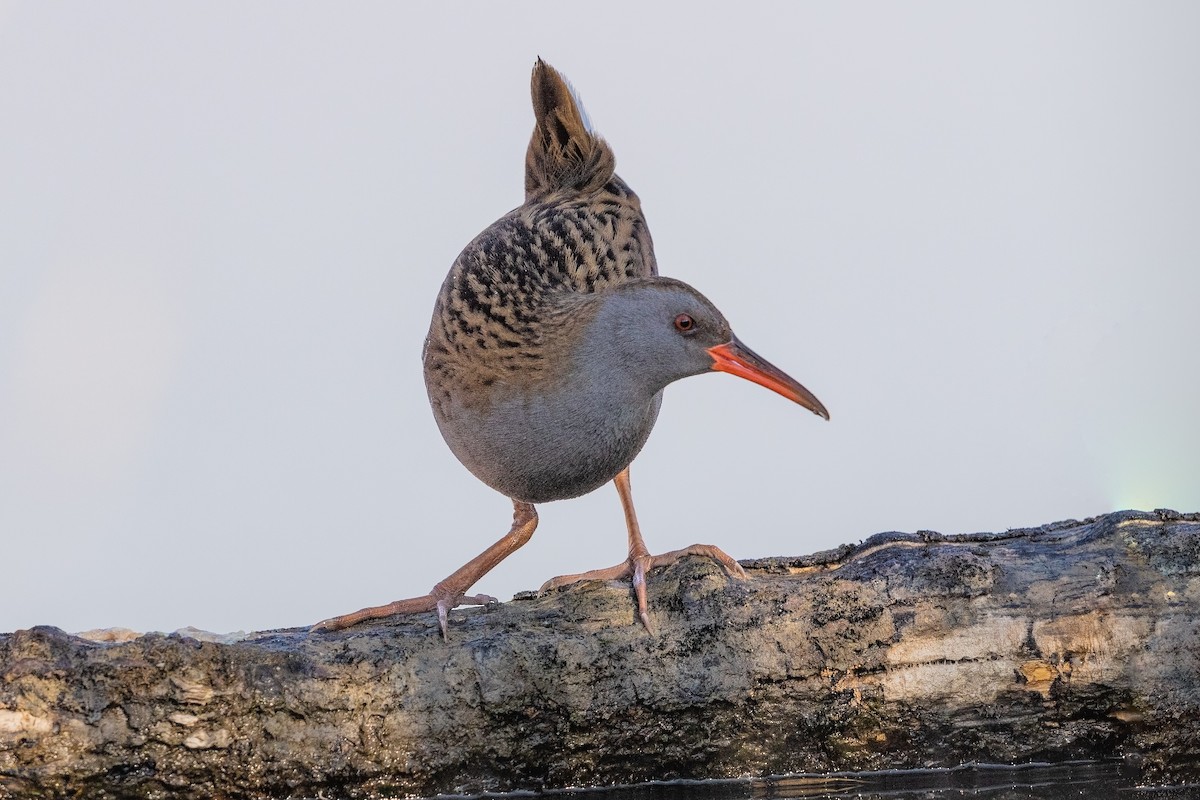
[436,599,451,641]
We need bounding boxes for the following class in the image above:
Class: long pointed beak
[707,335,830,420]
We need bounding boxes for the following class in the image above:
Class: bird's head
[576,278,829,419]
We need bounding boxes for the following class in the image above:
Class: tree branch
[2,510,1198,798]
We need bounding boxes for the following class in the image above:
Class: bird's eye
[674,313,696,333]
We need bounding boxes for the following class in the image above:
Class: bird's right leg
[311,501,537,638]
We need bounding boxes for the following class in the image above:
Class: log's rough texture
[2,509,1199,798]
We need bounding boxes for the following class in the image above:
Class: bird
[313,59,828,637]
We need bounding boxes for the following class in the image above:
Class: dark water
[438,762,1200,800]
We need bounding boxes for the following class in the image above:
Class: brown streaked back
[424,60,659,403]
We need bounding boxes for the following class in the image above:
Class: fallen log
[2,509,1198,798]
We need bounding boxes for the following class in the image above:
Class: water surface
[434,762,1200,800]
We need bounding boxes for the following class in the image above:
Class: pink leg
[312,501,538,639]
[540,467,745,631]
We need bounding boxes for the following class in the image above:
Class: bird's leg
[540,467,746,631]
[312,501,538,638]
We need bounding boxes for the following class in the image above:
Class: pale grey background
[2,2,1197,634]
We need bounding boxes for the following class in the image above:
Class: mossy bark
[2,510,1198,798]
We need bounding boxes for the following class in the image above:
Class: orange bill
[707,336,830,420]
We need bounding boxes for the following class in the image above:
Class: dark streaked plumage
[314,60,828,637]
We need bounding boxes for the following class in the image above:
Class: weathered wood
[2,509,1198,798]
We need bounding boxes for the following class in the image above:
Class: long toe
[650,544,747,579]
[539,562,635,594]
[310,589,497,634]
[310,594,439,632]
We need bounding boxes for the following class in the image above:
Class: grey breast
[431,360,663,505]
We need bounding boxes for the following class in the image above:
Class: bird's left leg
[312,501,538,637]
[540,467,745,630]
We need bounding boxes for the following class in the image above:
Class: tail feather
[525,59,616,200]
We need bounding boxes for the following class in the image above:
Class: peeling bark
[2,509,1198,798]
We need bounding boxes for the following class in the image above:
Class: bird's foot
[312,501,537,640]
[310,587,498,639]
[539,544,746,632]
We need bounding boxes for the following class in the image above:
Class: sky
[1,2,1197,635]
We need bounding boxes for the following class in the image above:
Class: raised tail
[525,59,616,200]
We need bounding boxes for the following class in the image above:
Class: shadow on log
[2,509,1199,798]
